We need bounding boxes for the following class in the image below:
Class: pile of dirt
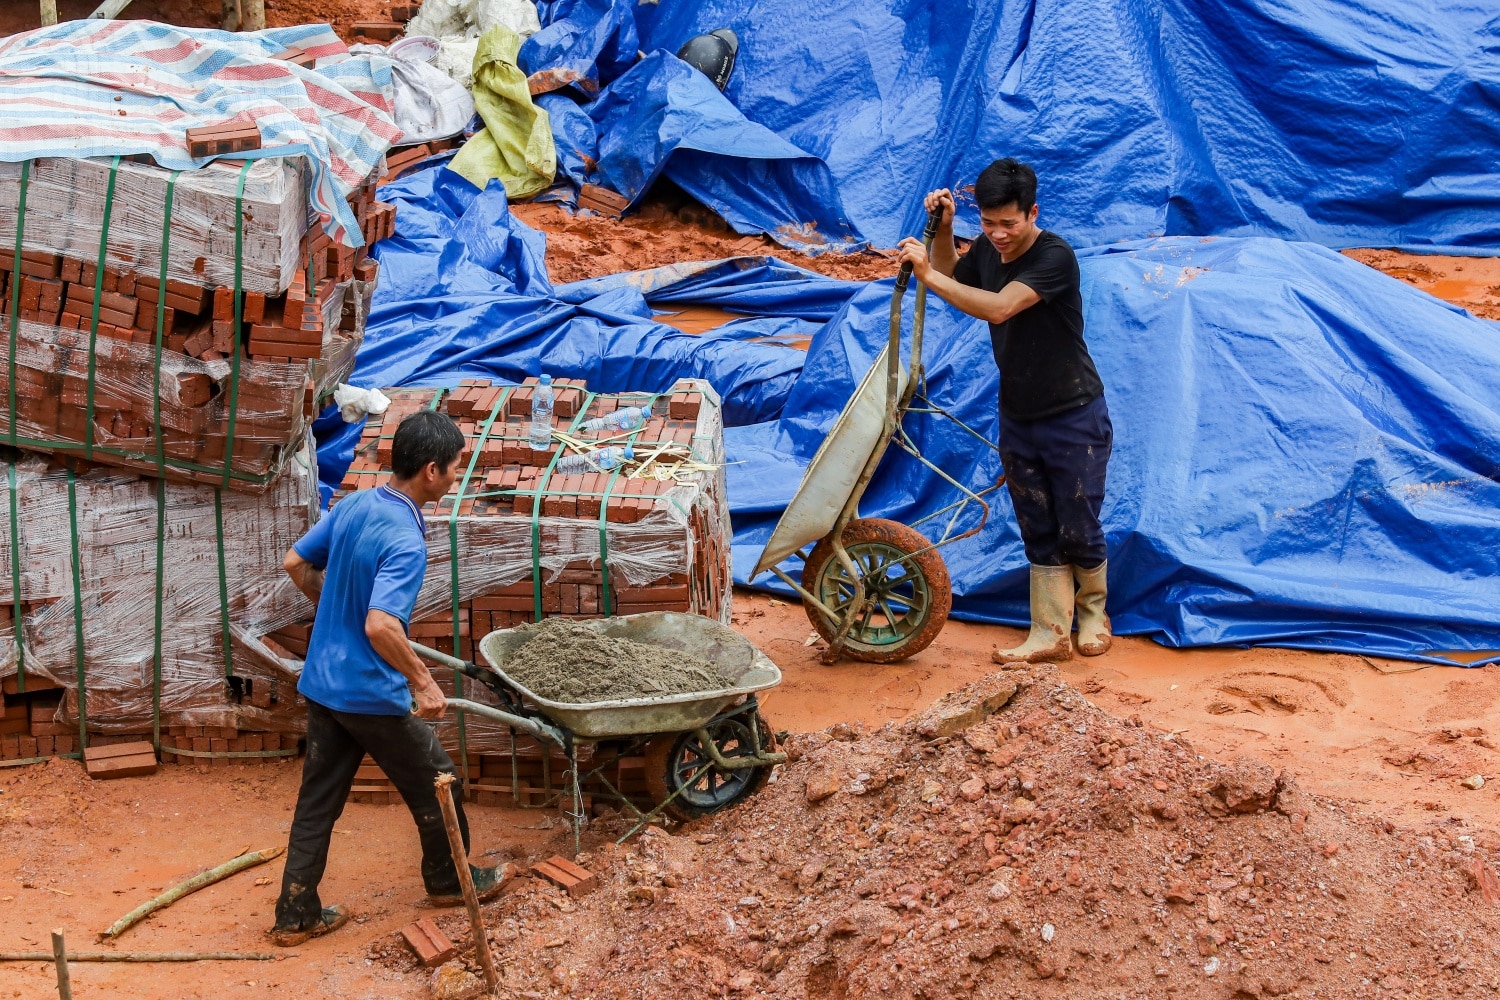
[0,754,94,832]
[372,663,1500,998]
[511,201,901,286]
[504,618,732,703]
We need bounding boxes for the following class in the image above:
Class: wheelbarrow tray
[752,345,907,578]
[476,612,781,740]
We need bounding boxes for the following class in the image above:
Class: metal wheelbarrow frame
[752,211,1005,663]
[410,613,787,854]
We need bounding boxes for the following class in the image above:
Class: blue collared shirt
[292,486,429,715]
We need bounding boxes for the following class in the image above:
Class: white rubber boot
[991,564,1074,664]
[1073,561,1112,656]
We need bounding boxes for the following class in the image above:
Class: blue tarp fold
[330,164,1500,664]
[629,0,1500,251]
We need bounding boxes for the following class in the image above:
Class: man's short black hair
[391,410,466,479]
[975,158,1038,213]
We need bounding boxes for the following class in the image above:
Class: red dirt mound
[372,664,1500,998]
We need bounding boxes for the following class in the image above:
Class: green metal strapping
[6,463,23,692]
[528,395,598,621]
[6,160,29,449]
[82,156,123,462]
[65,469,87,751]
[446,387,515,790]
[593,393,664,617]
[220,163,252,490]
[149,172,180,755]
[214,489,233,678]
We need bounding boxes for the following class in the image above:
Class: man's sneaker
[268,904,352,947]
[426,862,515,908]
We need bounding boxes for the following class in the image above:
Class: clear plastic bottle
[528,374,554,450]
[579,405,651,435]
[556,445,635,475]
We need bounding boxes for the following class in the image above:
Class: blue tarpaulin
[590,0,1500,252]
[325,166,1500,664]
[728,236,1500,665]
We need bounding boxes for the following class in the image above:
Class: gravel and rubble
[372,663,1500,999]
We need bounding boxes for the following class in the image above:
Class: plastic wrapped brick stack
[0,32,408,767]
[0,445,320,765]
[0,156,386,490]
[264,377,734,803]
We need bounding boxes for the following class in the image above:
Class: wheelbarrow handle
[894,206,946,293]
[408,640,485,681]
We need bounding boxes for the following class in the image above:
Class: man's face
[420,457,461,503]
[978,202,1040,257]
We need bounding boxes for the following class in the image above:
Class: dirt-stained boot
[1073,561,1112,656]
[991,564,1074,664]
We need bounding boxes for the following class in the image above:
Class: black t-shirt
[953,230,1102,421]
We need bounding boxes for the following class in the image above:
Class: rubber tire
[643,716,775,823]
[801,517,952,663]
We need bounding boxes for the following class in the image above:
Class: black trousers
[998,394,1113,568]
[274,699,470,930]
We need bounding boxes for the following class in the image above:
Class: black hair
[974,158,1038,213]
[391,410,466,479]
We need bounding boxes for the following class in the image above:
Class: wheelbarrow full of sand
[410,612,786,853]
[752,208,1005,664]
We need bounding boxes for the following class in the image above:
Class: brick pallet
[0,447,318,742]
[274,376,733,801]
[0,156,391,489]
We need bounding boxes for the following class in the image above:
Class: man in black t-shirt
[896,158,1113,662]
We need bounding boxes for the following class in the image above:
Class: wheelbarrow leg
[819,535,868,663]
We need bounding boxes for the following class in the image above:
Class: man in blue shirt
[270,410,508,947]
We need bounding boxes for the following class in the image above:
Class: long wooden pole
[39,0,59,26]
[51,930,71,1000]
[102,846,284,940]
[2,951,275,962]
[434,773,499,992]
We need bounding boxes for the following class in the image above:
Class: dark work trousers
[274,699,470,930]
[998,394,1113,568]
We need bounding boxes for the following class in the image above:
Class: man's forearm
[929,228,959,278]
[366,613,438,692]
[287,563,324,605]
[921,269,1036,325]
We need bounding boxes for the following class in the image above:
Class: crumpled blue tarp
[729,237,1500,664]
[328,164,1500,664]
[520,0,639,98]
[625,0,1500,252]
[583,52,862,252]
[314,165,813,498]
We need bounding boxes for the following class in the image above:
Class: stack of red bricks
[0,674,74,763]
[0,154,387,488]
[261,376,732,801]
[377,135,464,187]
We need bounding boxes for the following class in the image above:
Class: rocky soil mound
[374,664,1500,999]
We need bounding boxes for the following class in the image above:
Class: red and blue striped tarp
[0,20,403,247]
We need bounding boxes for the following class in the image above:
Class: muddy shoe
[268,904,351,947]
[991,564,1075,664]
[426,863,512,908]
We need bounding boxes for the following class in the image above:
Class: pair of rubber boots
[992,562,1111,664]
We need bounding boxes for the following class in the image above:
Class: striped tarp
[0,20,403,247]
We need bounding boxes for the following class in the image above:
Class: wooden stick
[39,0,59,27]
[101,846,284,939]
[51,929,71,1000]
[1,951,275,963]
[434,773,499,992]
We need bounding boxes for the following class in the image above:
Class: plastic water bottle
[528,374,554,450]
[556,445,635,475]
[579,405,650,435]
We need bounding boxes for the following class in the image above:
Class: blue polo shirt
[293,486,429,716]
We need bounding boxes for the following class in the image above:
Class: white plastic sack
[333,384,392,424]
[351,42,475,143]
[435,37,482,91]
[408,0,539,41]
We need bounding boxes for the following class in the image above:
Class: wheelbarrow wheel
[643,715,776,822]
[801,517,951,663]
